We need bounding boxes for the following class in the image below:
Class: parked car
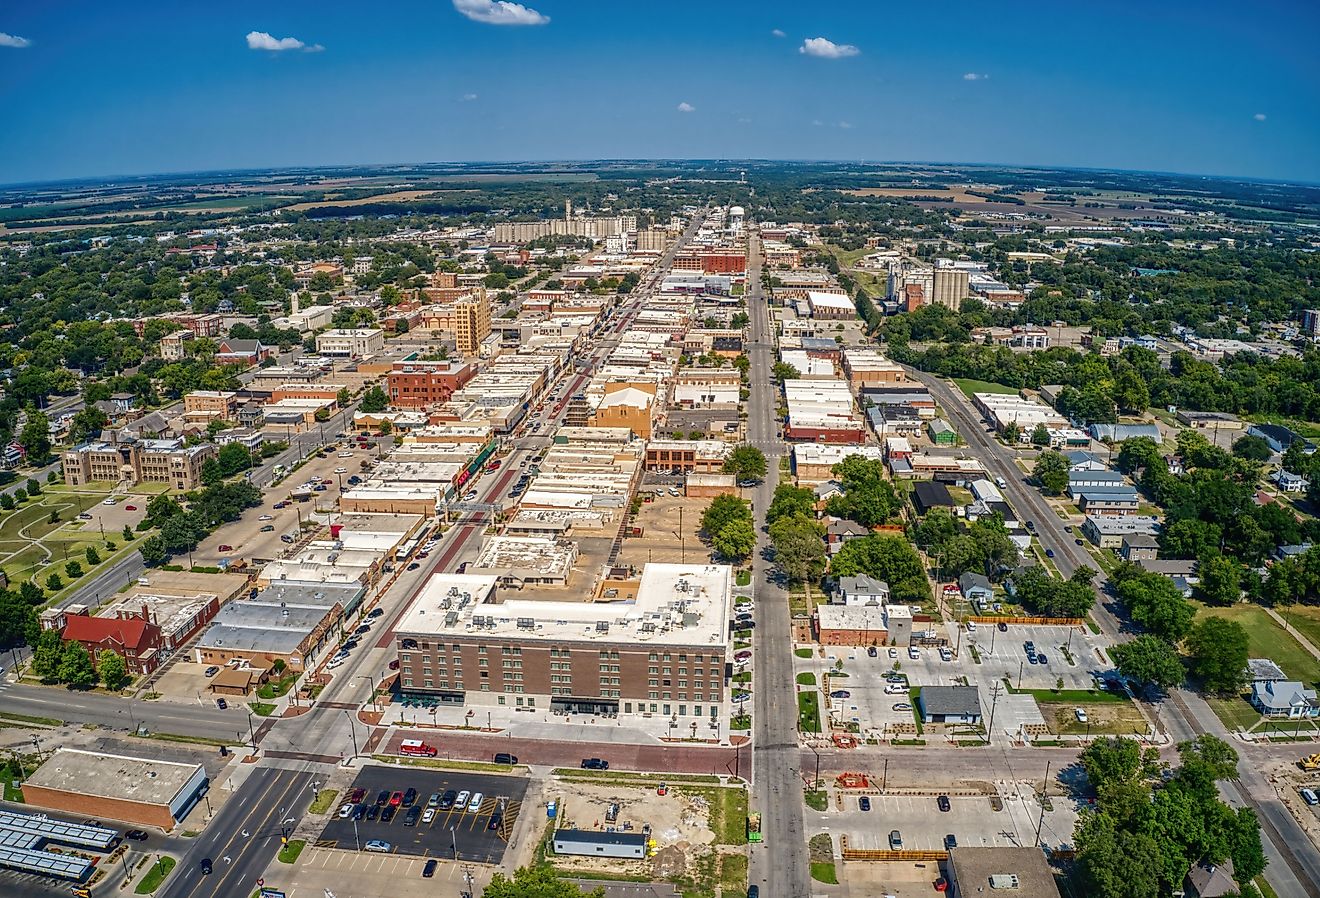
[468,792,485,812]
[1075,708,1089,724]
[859,797,871,811]
[581,758,609,770]
[215,698,228,709]
[1303,788,1319,806]
[365,804,380,821]
[337,803,355,818]
[892,702,912,712]
[422,858,437,877]
[364,840,391,853]
[867,646,878,657]
[407,563,420,571]
[494,752,518,765]
[347,788,366,803]
[259,514,274,520]
[218,544,233,552]
[379,805,396,823]
[438,790,458,810]
[375,790,390,806]
[368,608,384,619]
[889,830,903,850]
[997,622,1008,632]
[125,830,149,841]
[389,791,404,807]
[124,505,137,511]
[455,790,471,809]
[937,795,951,812]
[102,498,117,506]
[204,666,220,677]
[403,807,421,826]
[78,513,93,520]
[260,525,275,532]
[944,834,958,850]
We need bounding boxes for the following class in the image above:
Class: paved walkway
[1266,607,1320,662]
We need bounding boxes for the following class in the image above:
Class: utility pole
[344,710,360,760]
[986,682,1004,745]
[1035,761,1052,847]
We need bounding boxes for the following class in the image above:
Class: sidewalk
[1266,607,1320,662]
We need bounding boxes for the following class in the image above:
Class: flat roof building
[947,847,1061,898]
[395,564,732,720]
[21,749,207,831]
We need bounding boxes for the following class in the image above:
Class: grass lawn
[248,701,277,716]
[278,839,305,864]
[735,570,751,587]
[135,856,176,894]
[796,672,816,686]
[719,854,748,897]
[1195,602,1320,687]
[308,788,339,815]
[798,690,821,733]
[675,784,748,845]
[809,833,837,884]
[810,861,839,884]
[1206,695,1263,732]
[952,377,1017,398]
[804,790,828,811]
[1277,605,1320,666]
[1040,701,1146,736]
[795,647,814,659]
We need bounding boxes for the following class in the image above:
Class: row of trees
[1074,735,1265,898]
[31,631,129,690]
[138,481,263,567]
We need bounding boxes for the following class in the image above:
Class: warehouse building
[21,749,208,831]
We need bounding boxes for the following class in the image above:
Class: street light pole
[248,711,257,752]
[344,710,360,760]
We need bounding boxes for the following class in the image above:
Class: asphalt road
[745,229,810,898]
[920,371,1320,897]
[158,767,315,898]
[0,681,239,741]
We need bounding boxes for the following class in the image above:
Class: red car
[322,479,333,485]
[389,659,400,670]
[218,544,233,552]
[935,878,948,892]
[125,505,137,511]
[389,791,404,807]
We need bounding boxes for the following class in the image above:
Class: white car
[334,467,348,474]
[102,498,117,506]
[259,514,274,521]
[1074,708,1089,724]
[422,808,435,823]
[338,451,354,458]
[338,803,354,818]
[455,790,471,808]
[467,792,484,812]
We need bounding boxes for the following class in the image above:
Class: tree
[18,581,43,606]
[711,516,756,561]
[13,487,26,503]
[826,456,900,528]
[25,478,39,496]
[97,649,128,691]
[1112,635,1184,689]
[766,483,814,525]
[1033,450,1070,496]
[1079,736,1158,799]
[145,493,184,527]
[18,409,51,461]
[122,524,135,542]
[31,629,63,680]
[200,457,223,487]
[1116,436,1162,475]
[1196,552,1241,607]
[1185,618,1249,694]
[84,546,100,566]
[1282,439,1309,475]
[0,591,38,649]
[65,561,83,578]
[1231,434,1272,463]
[1114,566,1196,642]
[831,535,929,603]
[700,495,751,540]
[0,494,12,511]
[1074,810,1164,898]
[45,573,63,591]
[768,514,827,583]
[482,865,605,898]
[68,406,110,443]
[217,442,253,476]
[138,535,168,567]
[359,385,389,413]
[1113,366,1150,413]
[336,387,352,407]
[723,445,768,482]
[771,361,800,382]
[58,641,97,689]
[1030,423,1051,446]
[1160,518,1222,560]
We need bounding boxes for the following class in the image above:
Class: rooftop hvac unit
[444,611,459,626]
[989,874,1021,890]
[517,618,536,630]
[641,622,657,633]
[595,621,610,633]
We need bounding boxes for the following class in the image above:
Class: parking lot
[192,442,377,567]
[316,767,526,861]
[819,786,1079,854]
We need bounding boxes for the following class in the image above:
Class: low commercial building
[0,810,119,882]
[805,291,856,320]
[339,482,442,517]
[792,444,883,484]
[315,328,385,358]
[1081,514,1160,549]
[644,439,732,473]
[685,473,737,498]
[471,535,579,588]
[394,563,731,721]
[387,360,478,408]
[918,685,983,724]
[193,581,362,672]
[552,829,648,859]
[21,749,208,831]
[182,390,238,422]
[840,348,906,389]
[947,847,1062,898]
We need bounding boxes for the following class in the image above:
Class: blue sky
[1,0,1317,184]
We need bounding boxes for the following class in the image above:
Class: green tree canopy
[768,513,827,583]
[482,866,605,898]
[97,649,128,691]
[1112,635,1184,689]
[723,445,768,482]
[58,641,97,689]
[1185,618,1249,695]
[1032,449,1070,496]
[831,535,929,603]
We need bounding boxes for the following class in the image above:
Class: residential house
[1184,858,1236,898]
[214,339,273,366]
[1250,680,1319,719]
[834,574,890,606]
[1119,533,1159,562]
[958,572,993,604]
[825,518,869,556]
[911,481,955,515]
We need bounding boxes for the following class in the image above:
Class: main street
[920,370,1320,898]
[155,211,710,898]
[745,228,811,898]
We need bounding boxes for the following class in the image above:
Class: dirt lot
[545,775,747,895]
[615,494,712,569]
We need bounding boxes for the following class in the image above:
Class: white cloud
[771,29,786,38]
[799,37,859,59]
[246,31,322,52]
[811,119,824,127]
[0,32,32,48]
[1254,112,1267,121]
[737,116,752,124]
[963,72,988,81]
[677,102,695,113]
[838,121,853,129]
[461,93,479,102]
[453,0,549,25]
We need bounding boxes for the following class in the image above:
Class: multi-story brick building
[387,361,478,408]
[394,564,731,721]
[62,432,215,490]
[182,390,238,422]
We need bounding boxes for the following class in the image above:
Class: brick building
[387,361,478,408]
